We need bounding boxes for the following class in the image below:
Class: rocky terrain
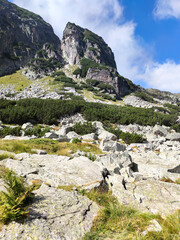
[0,114,180,239]
[0,0,180,239]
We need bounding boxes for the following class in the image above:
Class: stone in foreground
[0,184,98,240]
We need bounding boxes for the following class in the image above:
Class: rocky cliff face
[62,22,139,98]
[61,22,116,68]
[0,0,62,76]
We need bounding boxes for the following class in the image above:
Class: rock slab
[0,184,98,240]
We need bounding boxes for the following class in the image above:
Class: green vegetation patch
[72,122,96,135]
[80,58,108,77]
[82,189,180,240]
[0,126,21,138]
[105,127,145,144]
[24,125,50,138]
[0,99,179,131]
[0,153,14,161]
[0,71,32,91]
[134,92,157,103]
[0,167,34,224]
[0,139,101,156]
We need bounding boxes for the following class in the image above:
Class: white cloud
[142,61,180,92]
[154,0,180,19]
[11,0,180,93]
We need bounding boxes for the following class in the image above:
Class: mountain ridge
[0,0,179,102]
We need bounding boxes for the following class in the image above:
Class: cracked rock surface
[0,184,98,240]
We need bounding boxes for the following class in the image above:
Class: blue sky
[9,0,180,93]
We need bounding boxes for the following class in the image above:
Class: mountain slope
[0,0,62,76]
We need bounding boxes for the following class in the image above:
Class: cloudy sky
[9,0,180,93]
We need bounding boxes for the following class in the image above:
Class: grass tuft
[0,153,14,161]
[82,189,180,240]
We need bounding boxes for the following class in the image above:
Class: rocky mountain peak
[61,22,116,69]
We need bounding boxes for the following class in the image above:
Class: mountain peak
[62,22,116,68]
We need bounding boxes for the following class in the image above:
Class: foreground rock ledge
[0,184,98,240]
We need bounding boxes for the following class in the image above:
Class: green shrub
[72,138,82,144]
[24,125,50,137]
[0,153,14,161]
[134,92,156,103]
[51,71,65,77]
[54,76,73,83]
[73,68,82,76]
[80,58,107,77]
[106,127,145,144]
[85,153,96,161]
[72,122,96,135]
[0,98,178,128]
[0,167,34,223]
[86,79,100,87]
[0,126,21,138]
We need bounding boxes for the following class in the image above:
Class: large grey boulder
[44,132,59,139]
[66,131,82,140]
[0,184,98,240]
[111,178,180,216]
[55,126,72,136]
[166,133,180,141]
[153,125,168,137]
[21,122,33,130]
[99,140,126,152]
[82,133,97,141]
[0,156,103,189]
[98,130,117,141]
[96,152,133,175]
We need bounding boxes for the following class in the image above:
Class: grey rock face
[0,184,98,240]
[168,165,180,174]
[96,152,133,175]
[99,139,126,152]
[153,125,168,137]
[0,0,62,76]
[61,22,116,68]
[98,130,117,141]
[86,68,136,98]
[111,178,180,216]
[166,133,180,141]
[0,156,103,189]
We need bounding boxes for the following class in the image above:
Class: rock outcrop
[61,22,138,98]
[0,184,98,240]
[61,22,116,68]
[0,0,62,77]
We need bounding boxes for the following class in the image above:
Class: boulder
[153,125,168,137]
[98,130,117,141]
[0,184,98,240]
[112,179,180,216]
[99,140,126,152]
[66,131,82,140]
[0,156,103,189]
[57,135,70,142]
[142,220,162,236]
[82,133,97,141]
[21,122,33,130]
[44,132,59,139]
[96,152,133,175]
[166,133,180,141]
[55,126,72,136]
